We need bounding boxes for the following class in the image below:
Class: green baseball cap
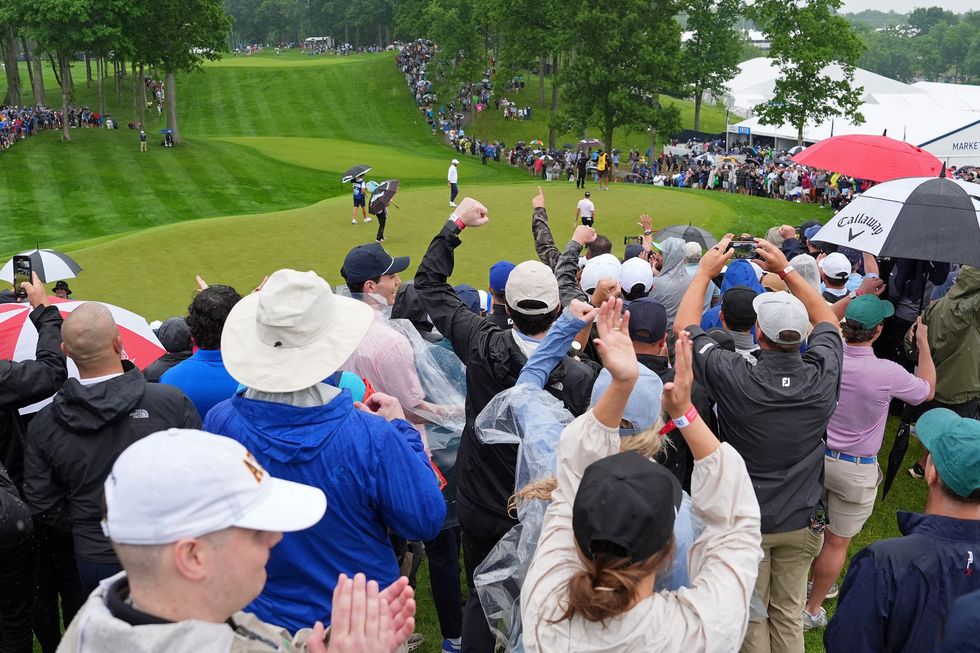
[916,408,980,498]
[845,294,894,328]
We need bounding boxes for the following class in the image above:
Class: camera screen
[730,242,756,259]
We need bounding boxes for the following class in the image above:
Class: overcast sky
[841,0,972,13]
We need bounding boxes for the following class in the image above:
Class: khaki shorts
[823,454,882,538]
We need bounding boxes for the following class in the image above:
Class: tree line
[0,0,229,143]
[853,7,980,84]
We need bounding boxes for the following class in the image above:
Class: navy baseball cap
[489,260,516,293]
[626,297,667,343]
[341,243,410,284]
[454,284,481,314]
[624,243,644,260]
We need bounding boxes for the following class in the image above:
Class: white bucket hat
[221,269,374,393]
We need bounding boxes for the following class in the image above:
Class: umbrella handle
[390,202,399,210]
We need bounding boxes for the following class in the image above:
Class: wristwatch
[643,229,652,236]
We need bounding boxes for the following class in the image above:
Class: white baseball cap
[505,261,560,315]
[102,429,327,545]
[752,291,809,345]
[819,252,852,280]
[580,253,621,293]
[451,159,459,164]
[619,257,654,294]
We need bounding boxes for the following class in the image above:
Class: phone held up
[12,255,32,301]
[726,241,757,259]
[623,235,643,246]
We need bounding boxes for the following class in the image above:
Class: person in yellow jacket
[596,151,610,191]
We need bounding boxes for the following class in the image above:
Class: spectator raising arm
[530,187,561,270]
[674,233,735,334]
[414,198,491,365]
[753,237,838,327]
[554,226,596,308]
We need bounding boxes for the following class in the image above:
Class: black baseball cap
[341,243,410,284]
[573,452,682,564]
[721,286,757,328]
[626,297,667,343]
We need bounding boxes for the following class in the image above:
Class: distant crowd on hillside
[0,105,61,153]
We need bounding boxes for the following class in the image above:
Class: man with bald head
[24,302,201,595]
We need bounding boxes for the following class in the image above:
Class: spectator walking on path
[448,159,460,207]
[803,296,935,630]
[825,409,980,652]
[675,235,843,653]
[24,303,201,594]
[57,428,417,653]
[204,269,445,633]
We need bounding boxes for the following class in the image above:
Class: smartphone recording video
[12,256,31,301]
[727,241,757,259]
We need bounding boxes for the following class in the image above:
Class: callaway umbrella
[812,174,980,267]
[0,298,165,413]
[790,134,944,183]
[0,249,83,284]
[341,164,372,183]
[578,138,602,148]
[653,225,718,249]
[369,179,399,215]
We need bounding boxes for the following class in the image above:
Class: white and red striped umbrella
[0,298,165,414]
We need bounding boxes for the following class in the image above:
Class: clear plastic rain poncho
[470,310,708,652]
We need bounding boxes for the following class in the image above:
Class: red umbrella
[0,298,165,414]
[790,134,945,182]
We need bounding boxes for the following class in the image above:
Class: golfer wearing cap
[521,314,761,651]
[826,409,980,651]
[448,159,459,207]
[575,191,595,227]
[57,429,416,653]
[675,235,843,653]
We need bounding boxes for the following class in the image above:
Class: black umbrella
[578,138,602,148]
[812,175,980,267]
[882,407,914,499]
[1,248,83,284]
[562,143,574,149]
[740,146,755,155]
[653,225,719,249]
[369,179,399,215]
[745,157,762,165]
[341,164,372,183]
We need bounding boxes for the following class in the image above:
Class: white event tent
[725,58,980,167]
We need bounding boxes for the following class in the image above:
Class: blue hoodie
[204,391,445,633]
[700,259,765,330]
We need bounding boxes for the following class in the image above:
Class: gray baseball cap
[752,291,808,345]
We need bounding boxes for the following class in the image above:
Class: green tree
[750,0,865,145]
[559,0,682,154]
[681,0,742,131]
[907,6,958,34]
[943,20,977,80]
[859,27,915,82]
[139,0,231,143]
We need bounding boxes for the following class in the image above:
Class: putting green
[60,181,822,320]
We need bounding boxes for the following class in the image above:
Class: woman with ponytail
[520,300,763,652]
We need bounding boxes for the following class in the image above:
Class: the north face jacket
[23,362,200,563]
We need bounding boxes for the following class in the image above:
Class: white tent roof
[725,58,980,164]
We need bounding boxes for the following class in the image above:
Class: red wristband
[778,265,794,280]
[451,213,465,231]
[854,288,863,297]
[659,405,699,434]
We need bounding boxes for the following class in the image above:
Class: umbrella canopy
[740,146,756,155]
[787,145,805,156]
[0,299,165,413]
[693,153,716,165]
[528,139,544,146]
[653,225,718,249]
[578,138,602,148]
[341,164,372,183]
[159,128,173,135]
[790,134,944,182]
[369,179,399,215]
[812,176,980,267]
[0,249,83,284]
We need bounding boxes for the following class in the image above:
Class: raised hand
[22,272,49,309]
[638,214,652,232]
[662,330,694,418]
[378,576,416,649]
[572,225,597,246]
[311,573,391,653]
[567,298,599,323]
[455,198,489,228]
[697,233,735,277]
[593,298,637,383]
[590,279,621,307]
[752,237,790,274]
[857,275,885,297]
[532,186,545,209]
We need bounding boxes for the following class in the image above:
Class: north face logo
[130,409,149,419]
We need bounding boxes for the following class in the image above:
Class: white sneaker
[351,219,358,224]
[803,607,828,630]
[449,201,457,207]
[365,216,372,222]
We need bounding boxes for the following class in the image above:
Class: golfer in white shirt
[576,191,596,226]
[448,159,459,207]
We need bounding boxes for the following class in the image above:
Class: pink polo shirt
[826,343,931,456]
